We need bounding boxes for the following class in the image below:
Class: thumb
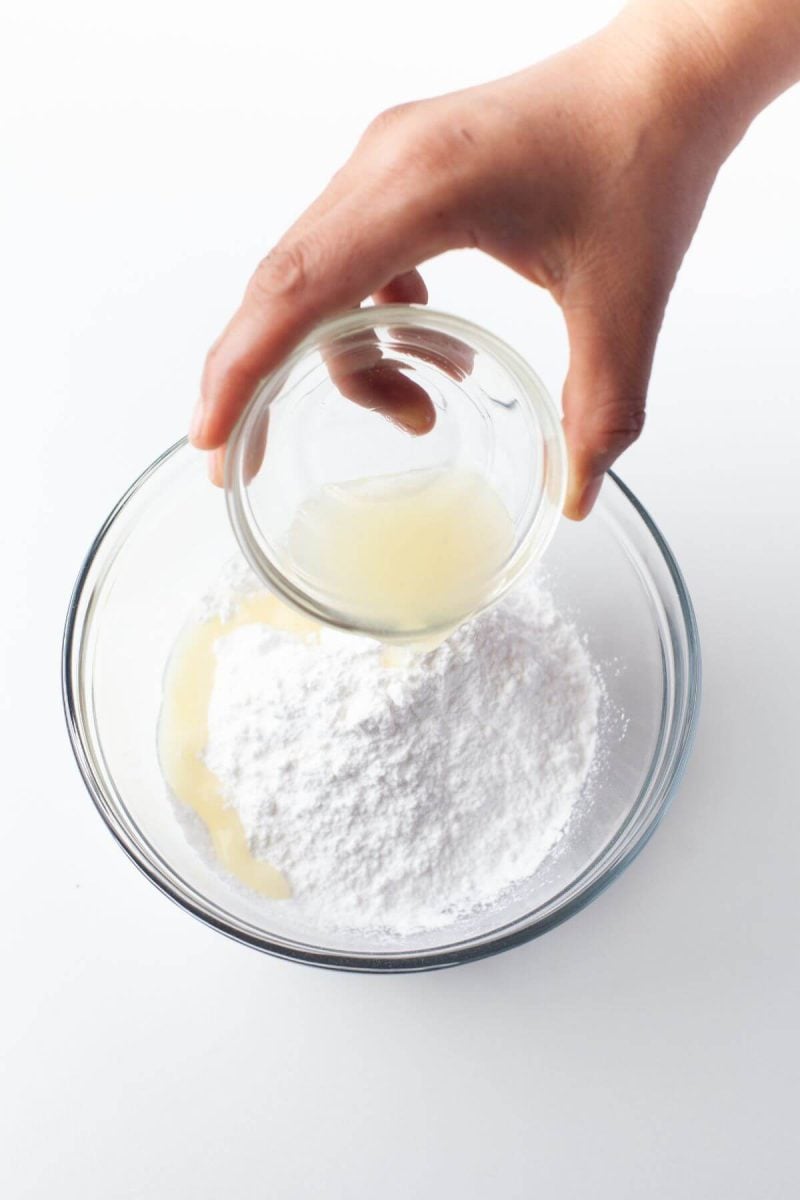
[561,290,662,520]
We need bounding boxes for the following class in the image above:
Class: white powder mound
[197,555,262,621]
[203,578,601,935]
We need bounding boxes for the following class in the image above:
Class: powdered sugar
[198,556,262,622]
[203,574,601,935]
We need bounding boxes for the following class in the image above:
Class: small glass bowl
[224,305,567,643]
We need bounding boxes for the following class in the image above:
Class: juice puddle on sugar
[158,590,422,891]
[288,466,516,640]
[158,593,319,900]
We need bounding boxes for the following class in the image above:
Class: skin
[190,0,800,518]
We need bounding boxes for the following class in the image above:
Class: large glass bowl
[63,440,700,972]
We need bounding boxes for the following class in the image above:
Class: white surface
[2,2,798,1196]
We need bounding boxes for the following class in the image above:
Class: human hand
[190,1,795,516]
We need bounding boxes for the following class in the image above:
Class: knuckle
[363,101,418,141]
[356,100,482,237]
[248,241,311,307]
[589,394,647,455]
[363,100,456,179]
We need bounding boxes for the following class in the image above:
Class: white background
[2,1,799,1196]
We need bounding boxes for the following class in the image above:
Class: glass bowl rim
[62,438,701,973]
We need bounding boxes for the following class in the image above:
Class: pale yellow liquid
[158,593,319,900]
[288,467,515,638]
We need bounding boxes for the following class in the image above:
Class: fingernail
[189,396,206,445]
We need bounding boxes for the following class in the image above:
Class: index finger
[191,181,451,451]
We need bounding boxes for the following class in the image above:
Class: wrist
[610,0,800,161]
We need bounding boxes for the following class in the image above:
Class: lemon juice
[287,467,515,638]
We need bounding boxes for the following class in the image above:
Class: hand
[189,2,787,516]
